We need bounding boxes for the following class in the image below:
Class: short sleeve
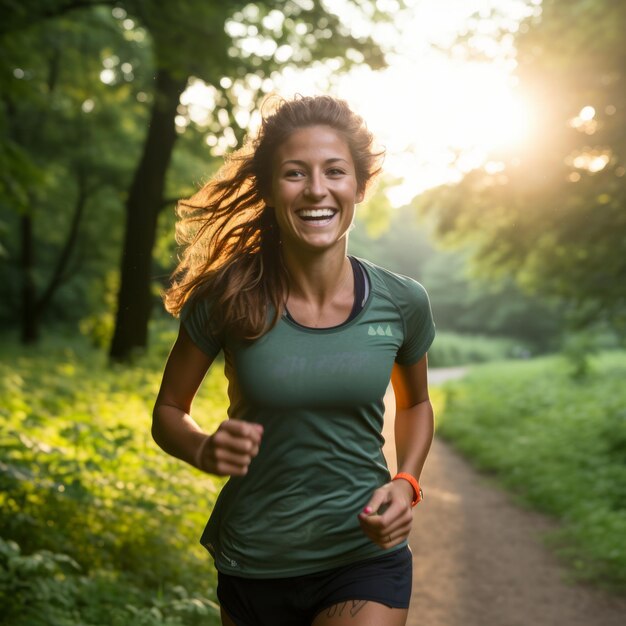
[395,279,436,365]
[180,296,223,358]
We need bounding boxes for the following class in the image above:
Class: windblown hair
[163,95,383,340]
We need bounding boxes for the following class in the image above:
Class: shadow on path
[383,368,626,626]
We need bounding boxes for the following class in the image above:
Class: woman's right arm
[152,324,263,476]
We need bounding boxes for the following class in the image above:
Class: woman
[153,95,435,626]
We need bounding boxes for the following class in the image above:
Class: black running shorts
[217,546,412,626]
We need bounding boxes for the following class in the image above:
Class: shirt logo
[221,551,239,568]
[368,324,393,337]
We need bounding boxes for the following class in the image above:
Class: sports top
[181,258,436,578]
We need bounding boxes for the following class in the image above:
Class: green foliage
[438,352,626,589]
[1,0,396,354]
[422,248,563,349]
[350,203,434,280]
[0,537,80,625]
[352,175,397,239]
[560,330,597,380]
[0,325,227,625]
[0,536,221,626]
[0,8,152,327]
[419,0,626,331]
[427,331,526,367]
[79,271,119,348]
[350,205,565,346]
[559,324,624,380]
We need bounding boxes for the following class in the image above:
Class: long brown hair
[164,95,383,340]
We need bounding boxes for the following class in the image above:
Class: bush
[0,537,220,626]
[437,351,626,589]
[428,331,530,367]
[0,330,224,625]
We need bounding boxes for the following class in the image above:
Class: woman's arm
[152,324,263,476]
[358,355,433,548]
[392,355,434,490]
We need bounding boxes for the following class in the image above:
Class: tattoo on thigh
[325,600,368,618]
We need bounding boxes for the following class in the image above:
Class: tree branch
[36,169,90,315]
[1,0,114,36]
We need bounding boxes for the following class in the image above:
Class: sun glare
[332,57,531,204]
[268,1,534,206]
[182,0,534,207]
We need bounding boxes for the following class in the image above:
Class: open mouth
[296,208,338,223]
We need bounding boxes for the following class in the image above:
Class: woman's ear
[356,189,365,204]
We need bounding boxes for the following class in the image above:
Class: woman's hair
[163,94,383,340]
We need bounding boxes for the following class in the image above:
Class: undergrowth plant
[0,327,225,625]
[437,352,626,590]
[427,331,529,367]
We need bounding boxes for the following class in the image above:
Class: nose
[305,171,326,199]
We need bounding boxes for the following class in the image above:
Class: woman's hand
[196,419,263,476]
[358,479,414,549]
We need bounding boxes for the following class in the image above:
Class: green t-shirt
[182,259,435,578]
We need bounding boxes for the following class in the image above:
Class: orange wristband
[393,472,422,506]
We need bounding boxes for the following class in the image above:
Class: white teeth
[298,208,336,218]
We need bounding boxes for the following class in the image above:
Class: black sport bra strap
[347,256,365,322]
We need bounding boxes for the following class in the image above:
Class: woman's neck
[281,246,354,327]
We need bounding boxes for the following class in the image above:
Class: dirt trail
[383,368,626,626]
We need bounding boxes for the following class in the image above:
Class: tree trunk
[20,213,38,344]
[109,68,187,362]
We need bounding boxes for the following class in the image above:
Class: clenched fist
[196,419,263,476]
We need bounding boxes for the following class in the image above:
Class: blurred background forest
[1,1,625,624]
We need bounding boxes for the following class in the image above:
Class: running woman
[153,95,435,626]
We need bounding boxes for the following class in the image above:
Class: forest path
[382,367,626,626]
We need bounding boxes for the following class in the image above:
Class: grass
[436,351,626,591]
[0,325,226,626]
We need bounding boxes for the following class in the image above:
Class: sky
[180,0,542,207]
[268,0,540,206]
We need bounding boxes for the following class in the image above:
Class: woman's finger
[213,421,263,454]
[220,419,263,445]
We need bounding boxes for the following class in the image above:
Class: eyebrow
[280,158,350,167]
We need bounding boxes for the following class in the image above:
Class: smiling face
[269,125,364,257]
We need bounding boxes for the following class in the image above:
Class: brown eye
[285,169,305,178]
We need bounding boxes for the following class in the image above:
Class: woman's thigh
[312,600,408,626]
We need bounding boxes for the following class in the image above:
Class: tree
[1,1,395,358]
[108,0,390,361]
[418,0,626,330]
[0,8,149,342]
[350,204,564,348]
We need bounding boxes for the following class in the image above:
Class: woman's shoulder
[180,290,214,320]
[180,291,223,357]
[355,257,431,306]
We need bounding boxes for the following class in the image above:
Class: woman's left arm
[358,355,434,548]
[392,355,434,487]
